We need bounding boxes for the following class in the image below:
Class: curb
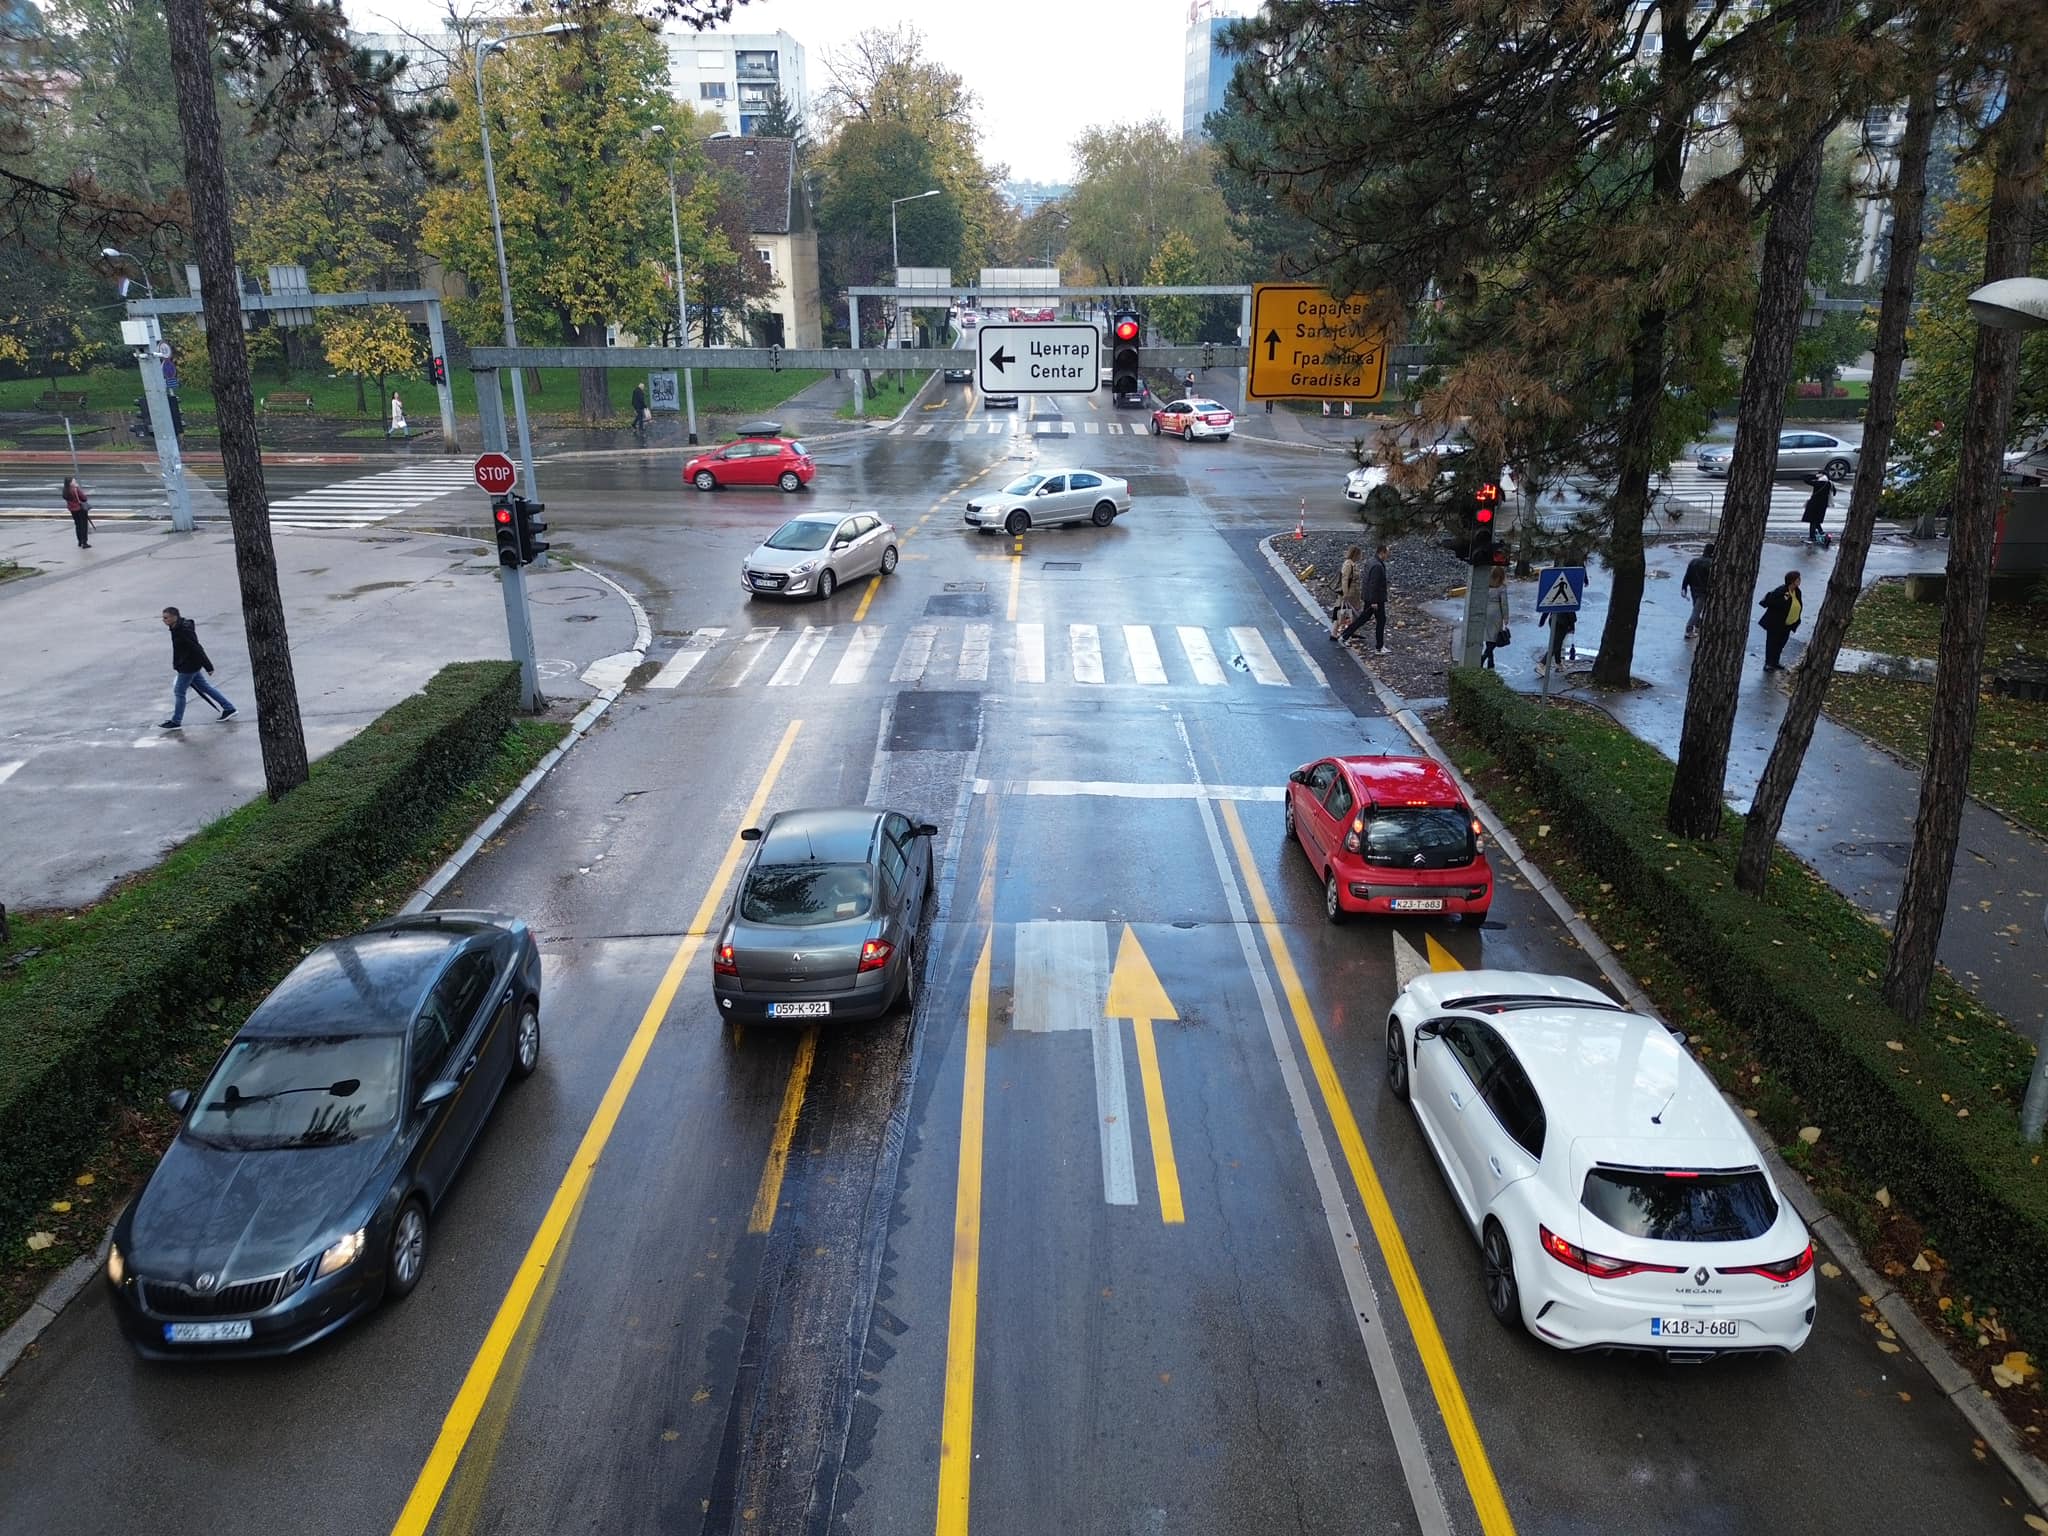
[1256,535,2048,1514]
[0,561,655,1383]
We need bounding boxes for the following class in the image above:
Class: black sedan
[713,807,936,1025]
[106,911,543,1359]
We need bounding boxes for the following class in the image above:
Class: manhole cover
[925,593,992,617]
[944,582,987,593]
[1831,841,1911,865]
[1043,561,1082,571]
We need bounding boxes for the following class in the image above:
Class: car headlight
[316,1227,366,1278]
[107,1242,125,1285]
[789,561,816,576]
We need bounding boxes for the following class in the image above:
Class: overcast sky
[345,0,1202,182]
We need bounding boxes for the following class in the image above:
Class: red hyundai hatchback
[685,426,815,493]
[1284,754,1492,922]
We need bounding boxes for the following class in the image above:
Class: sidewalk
[1484,535,2048,1037]
[0,518,640,910]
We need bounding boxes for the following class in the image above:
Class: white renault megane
[1386,969,1816,1360]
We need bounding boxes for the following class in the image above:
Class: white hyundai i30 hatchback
[1386,969,1816,1360]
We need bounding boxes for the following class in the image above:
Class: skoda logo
[1694,1266,1710,1287]
[195,1272,218,1293]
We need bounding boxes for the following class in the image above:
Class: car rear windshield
[1360,807,1475,868]
[740,863,875,925]
[187,1035,403,1147]
[765,521,834,551]
[1581,1167,1779,1242]
[1192,401,1227,414]
[787,441,807,458]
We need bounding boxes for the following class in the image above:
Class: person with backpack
[63,475,92,548]
[1681,541,1715,640]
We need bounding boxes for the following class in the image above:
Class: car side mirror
[417,1080,459,1111]
[833,538,851,550]
[1288,769,1307,784]
[917,822,939,837]
[1413,1021,1441,1042]
[166,1088,192,1115]
[740,827,762,841]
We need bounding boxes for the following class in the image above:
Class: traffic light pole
[475,367,544,712]
[424,299,459,453]
[1458,572,1490,670]
[134,345,194,532]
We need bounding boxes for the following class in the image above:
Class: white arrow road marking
[1012,921,1134,1207]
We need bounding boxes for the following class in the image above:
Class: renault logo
[1694,1266,1710,1287]
[195,1272,218,1292]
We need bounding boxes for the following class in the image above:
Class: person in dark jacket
[1801,475,1834,544]
[159,606,238,728]
[1757,571,1804,672]
[1337,544,1391,652]
[630,380,649,439]
[1681,541,1715,640]
[63,476,91,548]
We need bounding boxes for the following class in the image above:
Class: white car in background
[1346,451,1516,507]
[1696,429,1858,480]
[963,470,1132,535]
[1385,969,1816,1361]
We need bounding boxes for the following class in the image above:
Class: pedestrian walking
[1538,606,1576,675]
[1681,540,1716,640]
[1337,544,1390,652]
[1480,565,1512,669]
[63,475,93,549]
[631,380,649,441]
[1757,570,1804,672]
[158,606,238,729]
[1330,544,1364,638]
[1801,474,1834,545]
[387,392,408,439]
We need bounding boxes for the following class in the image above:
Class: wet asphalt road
[0,383,2032,1536]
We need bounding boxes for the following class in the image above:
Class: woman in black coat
[1801,475,1834,544]
[1758,571,1804,672]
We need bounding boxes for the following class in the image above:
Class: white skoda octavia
[1386,969,1816,1360]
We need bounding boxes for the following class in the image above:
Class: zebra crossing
[1653,460,1840,531]
[261,459,483,529]
[644,618,1314,694]
[886,414,1142,439]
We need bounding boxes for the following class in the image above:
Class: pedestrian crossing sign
[1536,566,1586,614]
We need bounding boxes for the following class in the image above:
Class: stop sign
[474,452,517,495]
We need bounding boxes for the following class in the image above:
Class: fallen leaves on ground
[25,1232,54,1251]
[1797,1126,1822,1145]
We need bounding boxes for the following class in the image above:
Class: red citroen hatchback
[1284,755,1492,922]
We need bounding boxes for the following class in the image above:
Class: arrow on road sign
[1107,926,1183,1224]
[989,346,1014,371]
[1264,329,1280,360]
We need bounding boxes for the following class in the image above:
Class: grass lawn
[1846,577,2040,665]
[838,370,928,419]
[0,364,824,425]
[0,714,567,1332]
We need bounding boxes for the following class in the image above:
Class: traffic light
[514,497,549,565]
[1469,481,1500,567]
[1111,310,1141,402]
[492,495,520,567]
[428,355,447,386]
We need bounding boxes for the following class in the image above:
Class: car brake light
[714,942,737,976]
[1470,816,1485,853]
[1719,1242,1815,1284]
[1539,1225,1685,1280]
[1344,815,1365,853]
[858,939,894,972]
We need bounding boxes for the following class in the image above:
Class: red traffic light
[1475,481,1499,524]
[1475,506,1494,525]
[494,506,514,526]
[1114,318,1139,342]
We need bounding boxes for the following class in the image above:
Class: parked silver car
[1696,430,1858,481]
[742,512,899,600]
[963,470,1133,535]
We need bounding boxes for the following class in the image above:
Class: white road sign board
[976,323,1099,395]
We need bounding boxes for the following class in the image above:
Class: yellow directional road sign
[1247,283,1389,402]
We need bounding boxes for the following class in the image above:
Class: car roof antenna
[1650,1087,1677,1125]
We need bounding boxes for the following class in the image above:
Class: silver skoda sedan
[742,512,899,600]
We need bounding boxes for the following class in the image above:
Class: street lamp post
[475,25,578,510]
[650,125,729,446]
[888,189,942,352]
[105,247,192,531]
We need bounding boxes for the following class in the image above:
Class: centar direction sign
[1247,283,1389,403]
[975,322,1100,396]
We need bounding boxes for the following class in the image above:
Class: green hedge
[1448,670,2048,1340]
[0,661,521,1235]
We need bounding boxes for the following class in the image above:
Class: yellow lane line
[1425,934,1463,972]
[1006,537,1023,622]
[1216,799,1516,1536]
[934,932,994,1536]
[854,578,880,623]
[1130,1019,1184,1224]
[389,719,806,1536]
[749,1025,819,1232]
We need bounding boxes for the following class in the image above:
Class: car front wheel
[386,1199,428,1300]
[1005,510,1029,537]
[779,471,802,492]
[1150,419,1161,435]
[1386,1017,1410,1101]
[1091,502,1115,527]
[1482,1219,1521,1329]
[693,470,717,491]
[817,568,837,601]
